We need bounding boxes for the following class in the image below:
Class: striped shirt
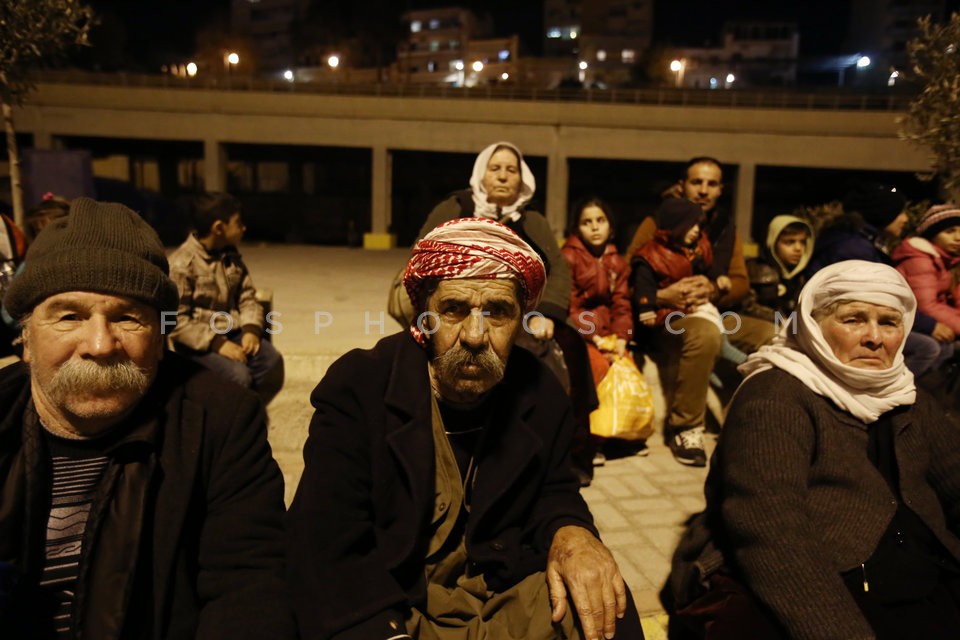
[39,434,111,638]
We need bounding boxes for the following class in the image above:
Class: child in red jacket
[561,197,632,384]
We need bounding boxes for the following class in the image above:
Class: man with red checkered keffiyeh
[288,218,645,640]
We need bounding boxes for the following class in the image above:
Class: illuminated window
[429,40,439,52]
[498,49,510,61]
[429,19,440,29]
[596,49,607,62]
[621,48,635,63]
[547,27,562,38]
[410,20,421,33]
[427,61,436,72]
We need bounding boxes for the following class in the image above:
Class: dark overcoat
[0,355,296,639]
[287,332,596,640]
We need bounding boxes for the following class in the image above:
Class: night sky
[82,0,960,69]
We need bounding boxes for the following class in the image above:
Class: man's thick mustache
[47,359,151,397]
[433,345,505,379]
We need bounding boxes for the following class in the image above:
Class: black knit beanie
[3,197,178,320]
[655,198,703,233]
[842,183,906,230]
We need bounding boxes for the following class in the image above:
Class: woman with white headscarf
[664,260,960,640]
[392,141,571,338]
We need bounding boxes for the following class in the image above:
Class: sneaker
[634,442,650,457]
[592,451,607,467]
[669,427,707,467]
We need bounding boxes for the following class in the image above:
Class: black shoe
[668,427,707,467]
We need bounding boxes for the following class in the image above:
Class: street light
[471,60,484,73]
[224,51,239,76]
[186,62,197,77]
[283,69,294,82]
[725,72,735,88]
[838,53,871,87]
[669,58,686,87]
[327,55,340,69]
[578,60,588,83]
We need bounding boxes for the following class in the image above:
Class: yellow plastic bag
[589,355,655,441]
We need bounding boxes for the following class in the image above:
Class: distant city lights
[283,69,294,82]
[186,62,197,77]
[328,55,340,69]
[856,55,871,68]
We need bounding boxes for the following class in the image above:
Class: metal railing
[35,69,915,112]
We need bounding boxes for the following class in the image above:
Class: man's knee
[676,317,723,357]
[726,314,775,353]
[213,356,254,388]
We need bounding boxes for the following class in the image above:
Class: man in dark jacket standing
[288,218,643,640]
[0,198,295,639]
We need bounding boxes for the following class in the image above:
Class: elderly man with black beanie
[806,182,955,377]
[0,198,296,639]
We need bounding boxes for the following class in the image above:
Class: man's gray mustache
[47,359,151,397]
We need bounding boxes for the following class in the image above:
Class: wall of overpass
[15,82,932,247]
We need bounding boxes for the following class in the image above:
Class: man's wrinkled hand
[932,322,955,343]
[527,315,555,341]
[217,340,247,363]
[241,331,261,355]
[546,526,627,640]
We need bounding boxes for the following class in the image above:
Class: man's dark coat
[0,355,296,639]
[287,332,597,639]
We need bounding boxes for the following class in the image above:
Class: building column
[545,151,568,241]
[203,138,226,192]
[734,161,757,249]
[32,130,54,149]
[364,145,395,249]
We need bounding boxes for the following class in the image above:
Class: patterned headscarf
[402,218,546,345]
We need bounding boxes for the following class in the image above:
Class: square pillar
[545,151,569,242]
[364,145,396,249]
[203,138,227,192]
[734,161,756,246]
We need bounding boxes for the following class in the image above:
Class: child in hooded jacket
[744,215,815,322]
[631,198,731,328]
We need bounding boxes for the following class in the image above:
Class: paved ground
[242,243,716,634]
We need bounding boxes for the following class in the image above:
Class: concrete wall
[15,81,931,244]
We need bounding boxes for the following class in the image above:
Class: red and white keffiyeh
[403,218,546,345]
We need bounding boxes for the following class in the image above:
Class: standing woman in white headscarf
[393,141,571,339]
[664,260,960,640]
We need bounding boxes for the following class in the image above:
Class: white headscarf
[468,142,536,223]
[738,260,916,423]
